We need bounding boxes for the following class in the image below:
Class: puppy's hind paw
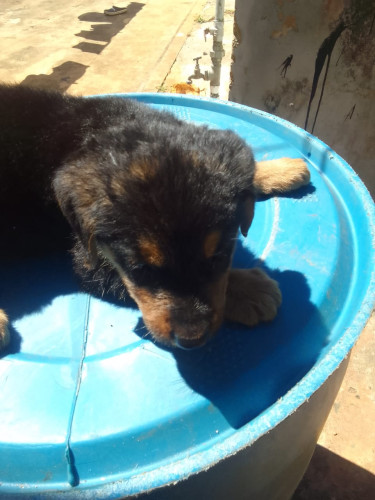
[224,268,282,327]
[0,309,10,351]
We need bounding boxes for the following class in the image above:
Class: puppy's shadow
[0,253,73,358]
[135,239,330,429]
[257,182,316,202]
[0,252,137,359]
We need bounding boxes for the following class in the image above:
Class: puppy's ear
[238,195,255,237]
[212,130,256,237]
[53,162,101,268]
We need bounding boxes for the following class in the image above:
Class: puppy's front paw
[224,268,282,327]
[0,309,10,351]
[254,157,310,195]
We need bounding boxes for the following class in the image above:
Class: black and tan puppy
[0,84,310,350]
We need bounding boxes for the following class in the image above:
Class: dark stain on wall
[304,20,346,133]
[278,54,293,78]
[304,0,374,133]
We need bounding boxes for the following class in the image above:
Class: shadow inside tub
[136,238,330,429]
[0,251,137,358]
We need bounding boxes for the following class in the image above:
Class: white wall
[229,0,375,195]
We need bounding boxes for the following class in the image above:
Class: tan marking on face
[98,248,173,342]
[206,270,230,332]
[83,232,98,269]
[203,230,222,259]
[121,275,173,343]
[99,243,228,346]
[138,235,165,267]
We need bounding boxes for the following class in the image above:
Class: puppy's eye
[131,263,152,273]
[130,263,159,286]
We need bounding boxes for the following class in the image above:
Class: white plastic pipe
[209,0,226,97]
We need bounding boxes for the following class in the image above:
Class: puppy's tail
[253,157,310,196]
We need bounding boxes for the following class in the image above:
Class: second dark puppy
[0,84,310,350]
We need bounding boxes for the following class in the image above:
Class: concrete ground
[1,0,374,497]
[1,0,208,95]
[293,313,375,499]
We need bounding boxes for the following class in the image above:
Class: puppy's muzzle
[131,287,219,349]
[170,300,213,350]
[172,331,210,350]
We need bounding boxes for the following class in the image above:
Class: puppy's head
[53,125,255,348]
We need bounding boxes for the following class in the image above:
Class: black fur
[0,84,256,348]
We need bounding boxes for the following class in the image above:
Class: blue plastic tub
[0,94,374,499]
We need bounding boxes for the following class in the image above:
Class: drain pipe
[209,0,225,98]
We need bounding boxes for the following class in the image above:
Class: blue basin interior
[0,94,374,495]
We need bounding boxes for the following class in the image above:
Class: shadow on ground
[20,61,89,92]
[18,2,145,92]
[293,445,375,499]
[74,2,145,54]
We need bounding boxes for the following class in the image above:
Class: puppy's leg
[224,268,282,327]
[0,309,10,351]
[253,158,310,195]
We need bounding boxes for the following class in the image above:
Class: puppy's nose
[170,298,212,349]
[173,331,209,350]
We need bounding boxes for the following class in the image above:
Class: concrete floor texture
[1,0,374,498]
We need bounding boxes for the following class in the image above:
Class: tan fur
[99,244,173,342]
[129,158,158,182]
[138,235,165,267]
[224,268,282,326]
[203,230,221,259]
[86,233,99,268]
[0,309,10,350]
[124,273,230,344]
[206,271,229,332]
[110,177,127,197]
[0,154,308,352]
[123,281,173,342]
[253,158,310,195]
[98,243,230,344]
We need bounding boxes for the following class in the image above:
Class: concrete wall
[229,0,375,196]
